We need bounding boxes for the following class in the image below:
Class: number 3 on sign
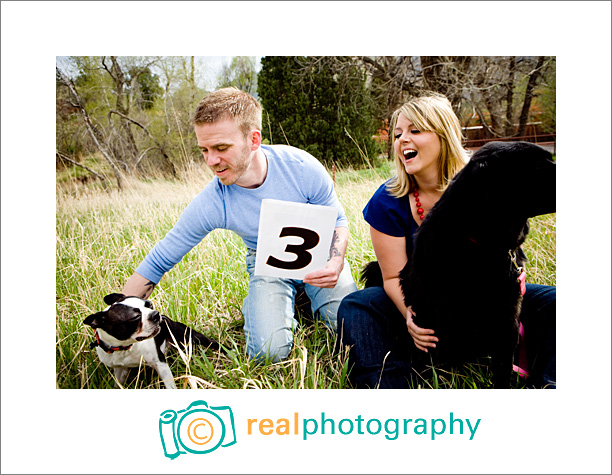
[254,200,338,279]
[266,227,320,270]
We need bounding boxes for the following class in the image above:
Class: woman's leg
[337,286,416,388]
[520,284,556,388]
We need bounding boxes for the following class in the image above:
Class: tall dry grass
[56,160,555,389]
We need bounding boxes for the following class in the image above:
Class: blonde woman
[338,93,556,388]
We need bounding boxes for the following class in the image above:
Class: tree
[258,56,381,168]
[131,65,163,110]
[298,56,555,142]
[535,60,556,134]
[57,56,178,184]
[217,56,258,95]
[56,66,127,189]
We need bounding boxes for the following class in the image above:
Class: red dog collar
[90,330,133,354]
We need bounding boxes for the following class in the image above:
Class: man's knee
[246,331,293,363]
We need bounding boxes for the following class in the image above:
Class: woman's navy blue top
[363,180,419,254]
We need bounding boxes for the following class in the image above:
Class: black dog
[365,141,556,388]
[84,293,221,388]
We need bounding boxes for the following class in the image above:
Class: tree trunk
[102,56,140,165]
[505,57,516,136]
[517,56,546,137]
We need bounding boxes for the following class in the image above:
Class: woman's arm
[370,226,438,352]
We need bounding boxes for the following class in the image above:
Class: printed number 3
[266,227,320,270]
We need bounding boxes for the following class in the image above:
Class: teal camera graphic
[159,400,236,459]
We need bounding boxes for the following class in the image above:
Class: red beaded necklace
[413,188,425,220]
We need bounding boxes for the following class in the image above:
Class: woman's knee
[338,291,368,339]
[338,287,393,343]
[339,287,392,322]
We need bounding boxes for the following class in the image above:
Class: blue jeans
[337,284,556,388]
[243,250,358,362]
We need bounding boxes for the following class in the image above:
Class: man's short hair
[193,87,262,138]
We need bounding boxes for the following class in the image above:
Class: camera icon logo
[159,400,236,459]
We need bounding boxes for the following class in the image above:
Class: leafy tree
[57,56,177,187]
[217,56,258,96]
[130,66,163,110]
[308,56,555,140]
[257,56,381,168]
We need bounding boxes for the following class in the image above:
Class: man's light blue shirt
[136,144,347,283]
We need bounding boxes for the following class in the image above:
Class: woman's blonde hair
[387,92,469,198]
[192,87,262,138]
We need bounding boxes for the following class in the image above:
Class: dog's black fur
[363,141,556,388]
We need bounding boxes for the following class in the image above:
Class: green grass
[56,162,556,389]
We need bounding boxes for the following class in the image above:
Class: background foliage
[56,56,556,189]
[257,56,382,167]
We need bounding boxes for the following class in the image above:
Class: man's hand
[406,306,438,352]
[303,257,343,288]
[303,227,348,288]
[122,272,157,299]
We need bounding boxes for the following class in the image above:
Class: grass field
[56,160,556,389]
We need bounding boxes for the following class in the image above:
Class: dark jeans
[337,284,556,389]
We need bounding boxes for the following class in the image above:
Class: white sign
[255,199,337,279]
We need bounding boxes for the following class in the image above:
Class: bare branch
[109,109,176,176]
[56,150,109,188]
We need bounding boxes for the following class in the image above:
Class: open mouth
[403,149,418,160]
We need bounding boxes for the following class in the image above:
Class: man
[122,87,357,362]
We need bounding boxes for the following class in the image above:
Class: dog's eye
[144,300,153,309]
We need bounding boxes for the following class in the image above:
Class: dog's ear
[104,293,126,305]
[83,311,105,328]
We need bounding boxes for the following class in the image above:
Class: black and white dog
[84,293,220,389]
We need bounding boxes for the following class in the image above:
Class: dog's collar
[90,330,133,354]
[509,250,527,296]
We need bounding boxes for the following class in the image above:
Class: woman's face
[393,112,441,179]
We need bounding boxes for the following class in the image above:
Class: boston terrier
[84,293,221,389]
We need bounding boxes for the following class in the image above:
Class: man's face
[195,118,254,186]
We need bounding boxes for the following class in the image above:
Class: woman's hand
[406,306,438,352]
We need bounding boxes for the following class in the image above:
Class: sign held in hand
[255,199,337,279]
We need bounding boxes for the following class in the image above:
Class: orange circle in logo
[187,418,214,445]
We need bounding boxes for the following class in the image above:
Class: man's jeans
[337,283,556,388]
[243,249,358,362]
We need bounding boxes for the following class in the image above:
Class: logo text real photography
[158,400,481,458]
